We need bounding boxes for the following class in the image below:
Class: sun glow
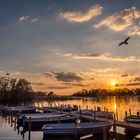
[109,79,118,89]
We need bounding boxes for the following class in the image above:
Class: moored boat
[124,115,140,123]
[77,109,113,118]
[10,106,36,114]
[17,113,66,126]
[42,121,112,137]
[21,115,78,129]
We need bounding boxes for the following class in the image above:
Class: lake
[0,96,140,140]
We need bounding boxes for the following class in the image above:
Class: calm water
[0,96,140,140]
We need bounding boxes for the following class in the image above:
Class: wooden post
[106,109,109,122]
[103,127,107,140]
[80,109,82,117]
[94,106,96,111]
[86,105,88,110]
[129,109,131,116]
[116,109,118,121]
[79,105,81,111]
[113,114,116,138]
[125,111,128,118]
[61,105,63,114]
[91,109,93,115]
[104,107,106,112]
[28,117,31,140]
[94,111,96,121]
[137,112,139,116]
[14,116,16,131]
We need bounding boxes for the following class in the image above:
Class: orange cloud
[66,53,140,62]
[94,7,140,32]
[58,4,103,23]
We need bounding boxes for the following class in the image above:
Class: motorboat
[42,121,112,137]
[124,115,140,123]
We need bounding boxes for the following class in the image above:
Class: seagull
[118,37,131,46]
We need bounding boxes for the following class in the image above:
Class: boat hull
[42,122,112,137]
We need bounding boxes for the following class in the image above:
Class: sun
[109,79,118,88]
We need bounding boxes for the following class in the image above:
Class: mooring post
[91,109,93,115]
[129,109,131,116]
[116,108,118,121]
[106,108,109,122]
[94,111,96,121]
[14,115,17,131]
[125,111,128,118]
[94,106,96,111]
[60,105,62,113]
[28,117,31,140]
[137,112,139,116]
[103,127,107,140]
[113,114,117,138]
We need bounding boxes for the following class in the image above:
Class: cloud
[32,82,46,86]
[19,16,38,24]
[31,18,38,23]
[58,4,103,23]
[129,25,140,36]
[121,74,129,77]
[65,53,140,62]
[126,82,140,86]
[63,82,87,87]
[52,72,83,82]
[19,16,29,22]
[94,7,140,32]
[44,72,83,82]
[133,77,140,81]
[44,72,54,78]
[48,86,72,89]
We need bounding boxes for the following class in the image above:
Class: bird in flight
[118,37,131,46]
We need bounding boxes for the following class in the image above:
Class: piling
[129,109,131,116]
[113,114,116,138]
[28,117,31,140]
[91,109,93,115]
[106,109,109,122]
[103,127,107,140]
[116,108,118,121]
[125,111,128,118]
[93,111,96,121]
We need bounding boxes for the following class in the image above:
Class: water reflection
[32,96,140,121]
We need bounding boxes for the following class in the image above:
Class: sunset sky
[0,0,140,95]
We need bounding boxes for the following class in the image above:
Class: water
[0,96,140,140]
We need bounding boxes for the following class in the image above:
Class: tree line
[0,75,57,101]
[72,88,140,97]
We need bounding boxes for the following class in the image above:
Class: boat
[21,115,78,129]
[10,106,36,114]
[17,113,66,126]
[124,115,140,123]
[77,109,113,118]
[42,121,112,137]
[43,105,78,113]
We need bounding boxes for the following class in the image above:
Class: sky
[0,0,140,95]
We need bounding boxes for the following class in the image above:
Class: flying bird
[118,37,131,46]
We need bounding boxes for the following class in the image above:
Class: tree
[0,76,33,101]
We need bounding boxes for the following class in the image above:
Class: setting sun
[110,79,118,87]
